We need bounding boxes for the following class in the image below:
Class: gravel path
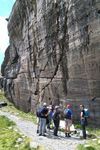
[0,110,85,150]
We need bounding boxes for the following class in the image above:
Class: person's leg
[56,121,59,136]
[39,118,43,135]
[82,124,86,139]
[54,120,57,136]
[37,117,40,133]
[48,118,52,129]
[47,116,51,129]
[67,119,72,137]
[42,118,46,135]
[65,119,68,137]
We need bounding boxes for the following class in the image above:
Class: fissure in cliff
[0,0,100,126]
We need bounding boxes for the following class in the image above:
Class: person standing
[47,106,54,129]
[53,106,60,136]
[39,103,48,136]
[80,105,87,139]
[64,104,73,137]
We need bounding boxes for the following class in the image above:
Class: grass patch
[76,139,100,150]
[0,91,6,100]
[0,115,35,150]
[0,115,15,128]
[0,92,46,150]
[75,123,100,150]
[86,127,100,137]
[75,124,81,129]
[0,91,37,124]
[75,123,100,137]
[4,103,37,124]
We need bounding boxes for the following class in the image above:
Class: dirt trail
[0,110,85,150]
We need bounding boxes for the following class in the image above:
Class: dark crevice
[40,1,69,95]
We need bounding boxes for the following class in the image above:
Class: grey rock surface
[1,0,100,125]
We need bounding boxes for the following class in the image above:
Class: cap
[43,102,47,106]
[49,106,52,110]
[67,104,71,108]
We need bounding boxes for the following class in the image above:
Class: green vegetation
[87,127,100,137]
[0,115,35,150]
[0,91,37,124]
[0,91,47,150]
[76,139,100,150]
[0,91,6,100]
[0,115,15,128]
[5,103,37,124]
[75,123,100,150]
[75,124,81,129]
[75,123,100,137]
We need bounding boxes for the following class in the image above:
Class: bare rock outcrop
[1,0,100,125]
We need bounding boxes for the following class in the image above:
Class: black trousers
[81,124,86,139]
[81,118,87,139]
[53,120,59,136]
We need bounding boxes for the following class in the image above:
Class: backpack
[52,111,60,121]
[64,109,72,119]
[84,108,90,118]
[36,107,43,117]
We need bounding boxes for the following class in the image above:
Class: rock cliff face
[1,0,100,125]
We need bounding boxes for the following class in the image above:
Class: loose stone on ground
[0,110,85,150]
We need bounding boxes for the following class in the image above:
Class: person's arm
[44,108,48,117]
[80,111,84,119]
[45,112,48,117]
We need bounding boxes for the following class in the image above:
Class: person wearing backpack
[53,106,60,136]
[80,105,88,139]
[64,104,73,137]
[39,103,48,136]
[47,105,54,129]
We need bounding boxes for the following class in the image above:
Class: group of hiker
[36,102,89,139]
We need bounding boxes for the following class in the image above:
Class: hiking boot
[37,130,39,134]
[54,134,58,136]
[65,133,68,137]
[39,133,42,136]
[43,134,46,137]
[68,133,71,137]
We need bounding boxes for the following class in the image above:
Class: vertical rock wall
[1,0,100,125]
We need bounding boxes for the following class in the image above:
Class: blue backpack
[36,107,43,117]
[84,108,90,118]
[64,109,72,119]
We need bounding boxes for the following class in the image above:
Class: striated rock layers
[1,0,100,125]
